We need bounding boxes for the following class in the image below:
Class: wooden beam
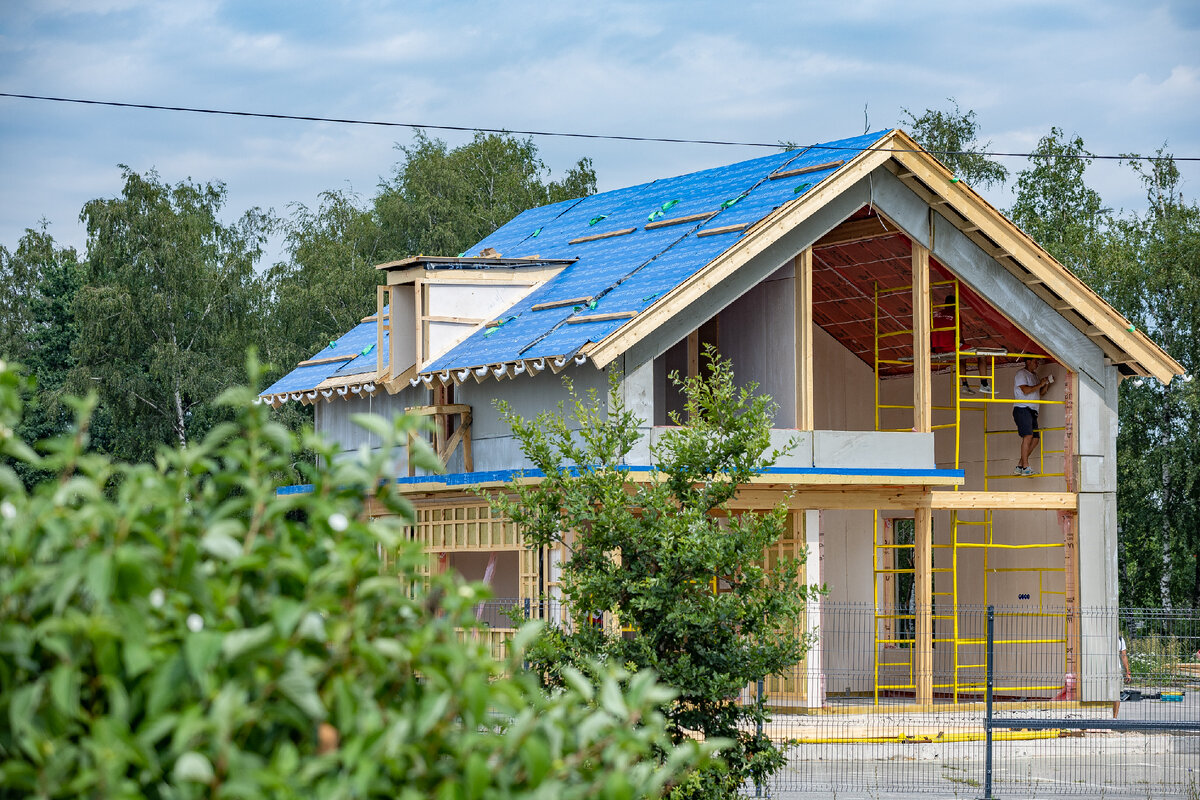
[532,296,593,311]
[912,242,932,433]
[795,248,814,431]
[377,285,388,381]
[914,506,933,704]
[696,223,750,237]
[644,212,715,230]
[769,160,846,179]
[687,330,700,380]
[928,491,1077,510]
[813,216,898,248]
[566,311,638,324]
[296,353,355,367]
[568,228,637,245]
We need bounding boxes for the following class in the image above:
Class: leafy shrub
[0,356,708,799]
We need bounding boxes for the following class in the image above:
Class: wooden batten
[532,296,593,311]
[696,223,749,237]
[297,353,356,367]
[566,311,637,324]
[568,228,636,245]
[769,160,846,180]
[644,212,715,230]
[813,216,898,248]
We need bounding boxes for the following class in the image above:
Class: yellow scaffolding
[872,279,1072,703]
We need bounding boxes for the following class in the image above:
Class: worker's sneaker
[961,381,974,395]
[1014,466,1034,476]
[979,380,994,395]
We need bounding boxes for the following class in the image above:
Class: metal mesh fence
[465,601,1199,797]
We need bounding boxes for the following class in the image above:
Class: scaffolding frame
[871,278,1072,703]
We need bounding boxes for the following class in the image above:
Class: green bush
[0,356,708,799]
[494,358,816,798]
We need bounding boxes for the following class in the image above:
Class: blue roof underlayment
[263,130,889,396]
[276,465,966,495]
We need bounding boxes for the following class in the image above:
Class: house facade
[261,129,1181,707]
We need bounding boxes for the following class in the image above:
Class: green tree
[1008,128,1111,282]
[374,131,596,259]
[902,99,1009,189]
[72,168,272,461]
[1100,154,1200,610]
[0,355,710,798]
[0,226,84,486]
[494,359,815,798]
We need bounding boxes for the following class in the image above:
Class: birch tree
[73,168,271,461]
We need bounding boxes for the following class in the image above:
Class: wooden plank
[914,506,933,704]
[425,315,485,325]
[296,353,355,367]
[584,139,898,368]
[566,311,638,324]
[813,216,898,248]
[568,227,637,245]
[644,212,715,230]
[929,491,1077,510]
[696,223,749,237]
[532,296,593,311]
[769,160,846,179]
[688,330,700,380]
[795,249,814,431]
[912,242,932,433]
[377,285,388,381]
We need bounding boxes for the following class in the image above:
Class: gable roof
[259,129,1181,405]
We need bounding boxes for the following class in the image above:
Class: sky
[2,0,1199,266]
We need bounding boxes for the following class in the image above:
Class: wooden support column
[795,248,814,430]
[376,285,390,380]
[912,243,932,433]
[914,505,933,704]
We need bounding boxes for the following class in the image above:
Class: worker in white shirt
[1013,356,1052,476]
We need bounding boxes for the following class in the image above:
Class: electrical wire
[1,91,1196,162]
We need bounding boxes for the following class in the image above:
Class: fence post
[983,605,994,800]
[755,677,765,798]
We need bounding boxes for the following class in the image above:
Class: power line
[2,91,1196,163]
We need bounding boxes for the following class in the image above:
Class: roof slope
[260,128,1182,403]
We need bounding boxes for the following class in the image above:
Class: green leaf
[278,659,326,720]
[221,624,274,661]
[200,528,242,561]
[173,751,215,784]
[184,631,223,681]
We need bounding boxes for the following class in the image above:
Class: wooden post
[795,248,814,430]
[914,505,933,704]
[687,330,700,379]
[376,285,389,380]
[911,243,932,433]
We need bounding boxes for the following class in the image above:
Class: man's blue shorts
[1013,407,1039,438]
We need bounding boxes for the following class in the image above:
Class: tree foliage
[0,226,84,486]
[494,358,816,798]
[0,356,709,799]
[902,99,1009,189]
[374,131,596,259]
[1008,128,1110,280]
[72,168,272,461]
[1008,132,1200,609]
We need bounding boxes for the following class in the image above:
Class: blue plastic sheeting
[273,463,963,495]
[425,130,888,372]
[263,130,889,395]
[260,320,389,396]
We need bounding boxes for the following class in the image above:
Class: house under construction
[261,128,1182,707]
